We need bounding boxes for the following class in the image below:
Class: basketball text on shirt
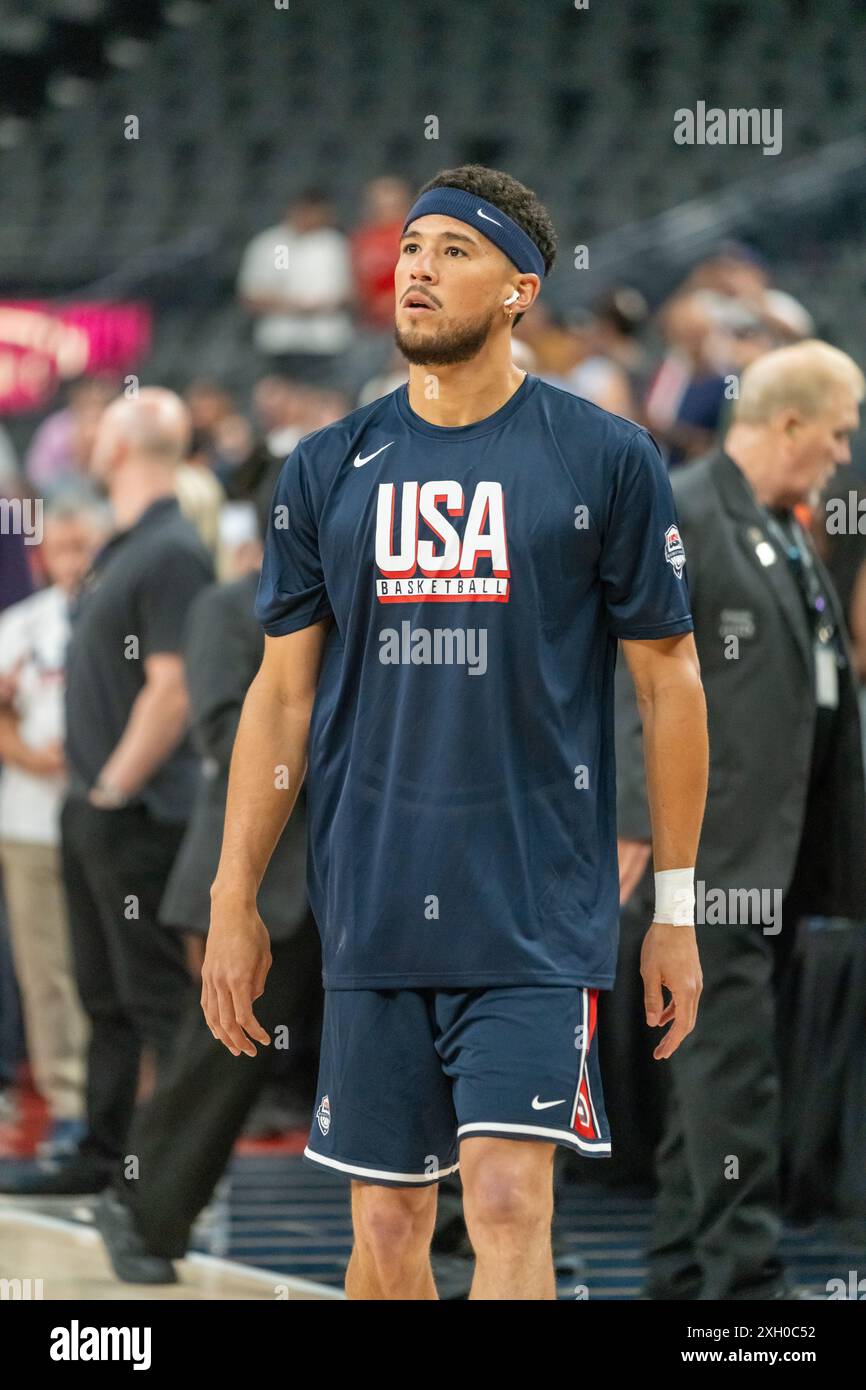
[375,480,510,602]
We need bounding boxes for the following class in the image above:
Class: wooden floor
[0,1201,343,1301]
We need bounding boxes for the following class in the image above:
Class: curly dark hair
[413,164,557,326]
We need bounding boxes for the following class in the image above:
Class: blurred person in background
[24,376,117,495]
[174,456,226,571]
[509,336,538,376]
[548,287,652,422]
[344,175,412,396]
[811,462,866,681]
[184,378,255,488]
[0,496,108,1161]
[512,300,585,379]
[303,387,351,431]
[0,388,214,1196]
[199,374,311,520]
[219,378,349,536]
[681,240,772,307]
[237,188,354,388]
[590,287,650,389]
[0,495,34,1123]
[616,340,866,1299]
[349,175,411,333]
[0,502,33,614]
[812,461,866,762]
[356,344,409,407]
[95,513,320,1284]
[647,246,816,467]
[762,290,815,344]
[0,422,17,485]
[713,300,778,375]
[644,290,734,466]
[518,304,636,413]
[250,385,350,501]
[252,374,310,458]
[559,308,638,419]
[681,241,813,343]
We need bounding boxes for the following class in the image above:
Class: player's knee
[354,1186,435,1266]
[464,1166,550,1234]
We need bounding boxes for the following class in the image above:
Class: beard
[393,305,499,367]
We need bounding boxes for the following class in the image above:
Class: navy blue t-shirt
[255,374,693,989]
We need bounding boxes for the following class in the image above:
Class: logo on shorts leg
[664,524,686,578]
[531,1095,566,1110]
[316,1095,331,1136]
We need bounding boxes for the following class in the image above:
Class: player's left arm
[621,632,708,1060]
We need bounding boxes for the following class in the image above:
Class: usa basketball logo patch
[316,1095,331,1135]
[664,523,686,578]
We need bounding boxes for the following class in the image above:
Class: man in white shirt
[0,496,107,1158]
[237,189,354,387]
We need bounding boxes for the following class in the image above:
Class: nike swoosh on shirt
[476,208,502,226]
[531,1096,566,1110]
[353,442,393,468]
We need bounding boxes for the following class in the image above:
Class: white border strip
[457,1121,611,1155]
[303,1147,460,1183]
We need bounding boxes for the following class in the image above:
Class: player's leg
[302,987,458,1299]
[459,1134,557,1299]
[439,983,612,1299]
[347,1179,439,1299]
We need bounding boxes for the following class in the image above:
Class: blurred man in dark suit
[617,340,866,1299]
[95,539,321,1282]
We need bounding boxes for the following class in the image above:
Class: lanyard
[763,510,836,646]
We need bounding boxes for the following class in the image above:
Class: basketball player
[203,165,709,1300]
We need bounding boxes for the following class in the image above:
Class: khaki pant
[0,838,88,1118]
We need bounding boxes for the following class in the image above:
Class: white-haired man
[618,340,866,1300]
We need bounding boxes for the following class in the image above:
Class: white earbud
[503,290,519,306]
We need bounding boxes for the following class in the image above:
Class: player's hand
[617,837,652,905]
[201,897,272,1057]
[640,921,702,1061]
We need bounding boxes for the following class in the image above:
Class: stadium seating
[0,0,863,393]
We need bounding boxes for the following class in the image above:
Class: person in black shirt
[94,559,320,1282]
[0,389,214,1195]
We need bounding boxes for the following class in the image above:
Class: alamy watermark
[674,102,782,156]
[825,492,866,535]
[0,496,43,544]
[50,1322,151,1369]
[697,882,782,934]
[379,620,487,675]
[1,1277,44,1299]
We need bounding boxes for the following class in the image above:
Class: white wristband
[654,868,695,925]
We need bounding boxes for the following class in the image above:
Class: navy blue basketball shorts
[303,984,612,1186]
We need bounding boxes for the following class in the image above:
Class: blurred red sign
[0,301,152,415]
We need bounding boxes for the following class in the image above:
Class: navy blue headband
[402,186,546,281]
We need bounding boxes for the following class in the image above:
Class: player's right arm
[202,619,330,1056]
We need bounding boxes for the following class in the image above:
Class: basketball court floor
[2,1141,861,1301]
